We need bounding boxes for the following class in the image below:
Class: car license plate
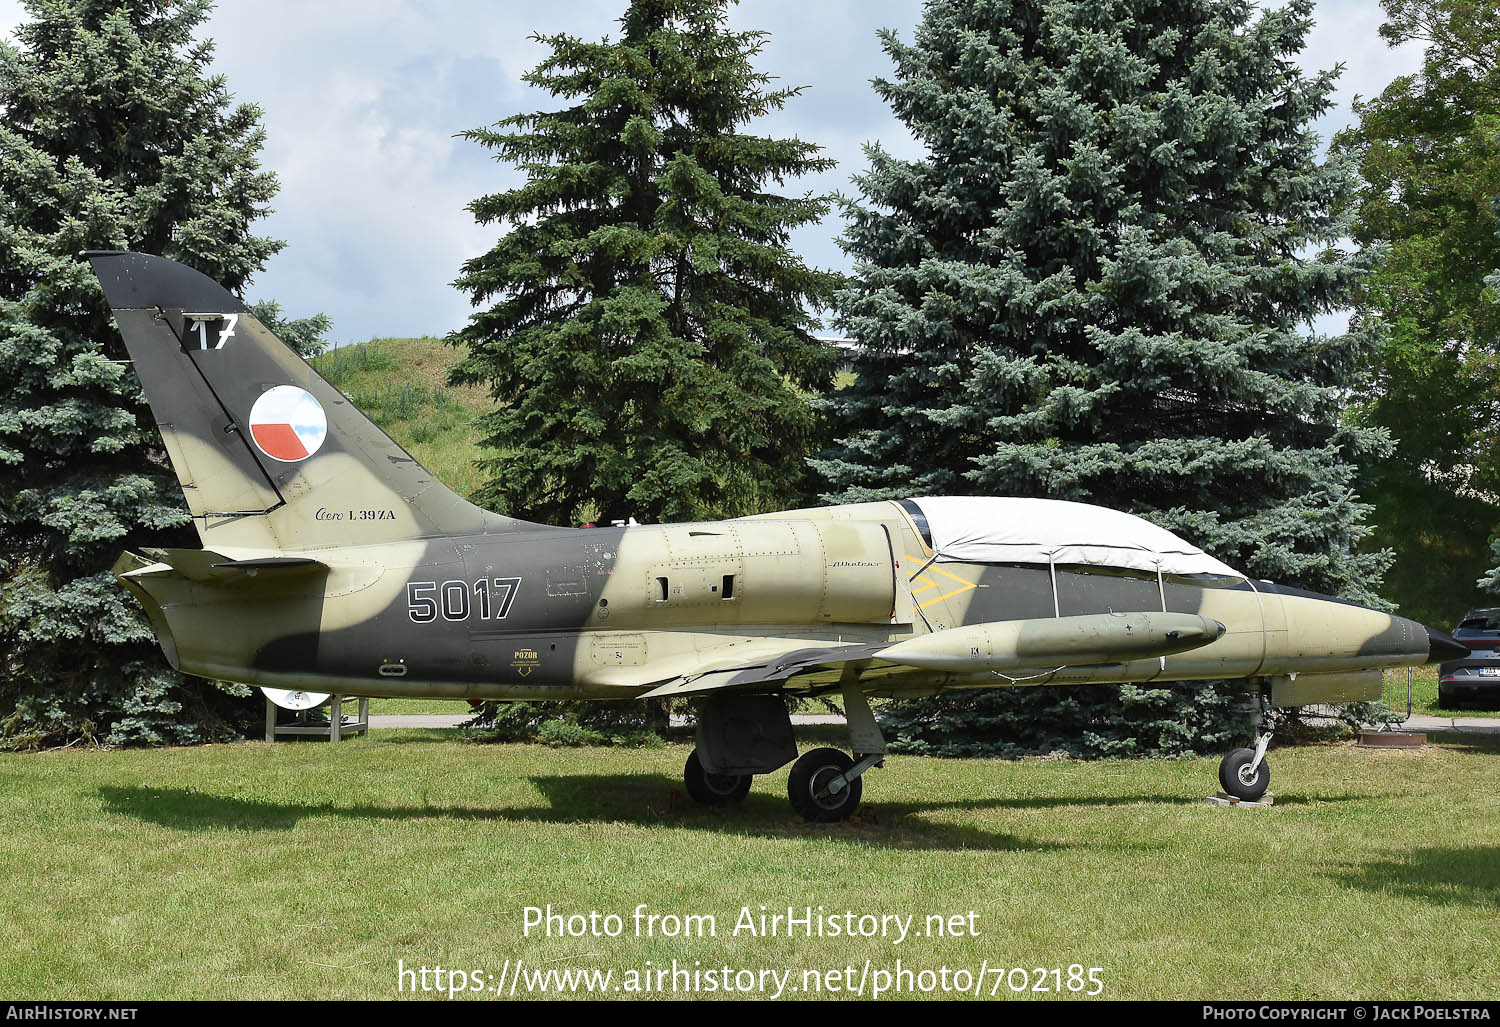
[1481,667,1500,677]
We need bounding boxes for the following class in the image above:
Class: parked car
[1438,608,1500,709]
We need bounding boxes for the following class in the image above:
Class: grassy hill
[310,337,495,499]
[310,339,858,509]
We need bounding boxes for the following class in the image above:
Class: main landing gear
[682,686,886,822]
[786,747,891,822]
[682,749,752,806]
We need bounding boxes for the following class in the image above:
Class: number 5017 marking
[407,577,521,623]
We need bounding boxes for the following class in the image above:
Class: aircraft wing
[636,643,890,698]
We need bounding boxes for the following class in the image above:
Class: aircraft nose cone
[1426,625,1470,663]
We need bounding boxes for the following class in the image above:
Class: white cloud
[1302,0,1423,145]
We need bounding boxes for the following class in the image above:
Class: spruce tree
[0,0,281,748]
[249,300,332,358]
[816,0,1389,756]
[450,0,841,526]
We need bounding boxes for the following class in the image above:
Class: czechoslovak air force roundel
[248,385,328,462]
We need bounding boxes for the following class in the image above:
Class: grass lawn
[2,729,1498,1000]
[364,698,477,717]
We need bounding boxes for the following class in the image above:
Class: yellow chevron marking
[906,555,938,596]
[906,556,977,610]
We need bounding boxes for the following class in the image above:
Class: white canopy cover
[910,496,1243,579]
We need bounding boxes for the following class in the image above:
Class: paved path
[366,712,850,730]
[1397,713,1500,735]
[368,714,472,728]
[366,711,1500,734]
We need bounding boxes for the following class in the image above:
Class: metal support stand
[264,696,369,742]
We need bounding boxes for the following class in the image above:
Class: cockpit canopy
[902,496,1242,578]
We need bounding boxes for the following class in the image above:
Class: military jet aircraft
[85,251,1467,821]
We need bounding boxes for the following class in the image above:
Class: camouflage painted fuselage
[90,250,1440,711]
[118,499,1428,707]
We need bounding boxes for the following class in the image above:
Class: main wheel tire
[683,749,751,806]
[1217,750,1240,793]
[1219,747,1271,802]
[787,747,862,822]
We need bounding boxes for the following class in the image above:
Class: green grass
[3,730,1499,1000]
[364,698,476,717]
[311,338,497,500]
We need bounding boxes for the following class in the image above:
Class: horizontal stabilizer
[211,556,325,572]
[123,548,325,582]
[879,612,1225,672]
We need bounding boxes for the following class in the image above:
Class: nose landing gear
[1214,688,1275,803]
[1218,732,1272,802]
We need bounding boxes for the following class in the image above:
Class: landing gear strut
[787,748,865,821]
[785,683,886,821]
[679,685,887,821]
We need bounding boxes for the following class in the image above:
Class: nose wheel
[1218,733,1272,802]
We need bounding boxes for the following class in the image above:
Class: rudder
[85,250,533,552]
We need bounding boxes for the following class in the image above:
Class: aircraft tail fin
[84,251,536,551]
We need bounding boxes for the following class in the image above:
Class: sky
[0,0,1425,343]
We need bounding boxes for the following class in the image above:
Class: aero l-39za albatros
[86,252,1468,821]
